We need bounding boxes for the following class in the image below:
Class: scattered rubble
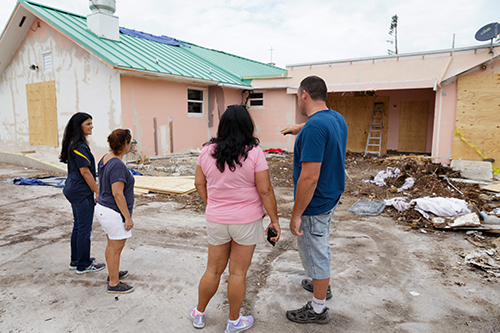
[343,154,496,230]
[135,152,500,231]
[463,249,500,277]
[129,151,500,279]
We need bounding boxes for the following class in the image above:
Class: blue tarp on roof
[119,27,189,48]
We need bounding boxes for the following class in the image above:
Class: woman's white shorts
[95,203,132,240]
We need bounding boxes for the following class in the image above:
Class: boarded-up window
[26,81,58,146]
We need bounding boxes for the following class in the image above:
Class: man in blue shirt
[283,76,348,324]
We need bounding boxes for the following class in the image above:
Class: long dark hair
[59,112,93,164]
[209,105,259,172]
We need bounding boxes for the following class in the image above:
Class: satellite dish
[475,22,499,41]
[474,22,500,55]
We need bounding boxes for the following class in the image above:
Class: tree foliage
[387,14,398,55]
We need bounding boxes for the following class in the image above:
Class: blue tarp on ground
[129,169,142,175]
[4,169,141,188]
[10,176,66,187]
[119,27,189,47]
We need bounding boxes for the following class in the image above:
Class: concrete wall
[207,86,243,141]
[120,75,247,156]
[207,87,298,152]
[432,82,457,163]
[0,19,121,162]
[248,88,297,151]
[251,47,500,159]
[284,46,500,91]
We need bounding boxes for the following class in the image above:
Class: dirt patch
[1,158,500,332]
[131,152,500,282]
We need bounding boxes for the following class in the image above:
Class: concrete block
[450,159,493,182]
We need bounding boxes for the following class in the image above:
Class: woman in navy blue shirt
[95,129,135,294]
[59,112,105,274]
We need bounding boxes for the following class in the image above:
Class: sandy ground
[1,162,500,332]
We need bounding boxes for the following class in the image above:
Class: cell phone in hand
[267,227,278,246]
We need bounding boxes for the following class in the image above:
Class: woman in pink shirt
[190,105,280,332]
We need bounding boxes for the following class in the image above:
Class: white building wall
[0,19,121,164]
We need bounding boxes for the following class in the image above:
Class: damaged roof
[1,0,287,86]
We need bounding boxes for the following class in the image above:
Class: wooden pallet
[134,175,196,195]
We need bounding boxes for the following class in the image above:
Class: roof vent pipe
[87,0,119,41]
[89,0,116,15]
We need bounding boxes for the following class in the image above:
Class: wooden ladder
[364,102,384,156]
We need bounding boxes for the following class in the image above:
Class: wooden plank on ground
[134,188,150,195]
[385,155,432,160]
[134,176,195,194]
[481,181,500,193]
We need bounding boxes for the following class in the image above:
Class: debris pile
[343,154,498,229]
[136,152,500,234]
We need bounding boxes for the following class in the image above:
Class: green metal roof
[19,0,287,86]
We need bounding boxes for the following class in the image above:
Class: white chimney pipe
[87,0,119,41]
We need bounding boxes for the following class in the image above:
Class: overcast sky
[1,0,499,68]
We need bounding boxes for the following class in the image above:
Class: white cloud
[1,0,499,68]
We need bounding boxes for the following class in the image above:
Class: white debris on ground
[384,196,471,220]
[464,249,500,277]
[364,167,401,186]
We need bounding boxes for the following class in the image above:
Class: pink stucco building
[1,1,499,171]
[252,46,500,169]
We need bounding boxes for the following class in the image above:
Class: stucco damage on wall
[129,85,144,153]
[0,19,121,159]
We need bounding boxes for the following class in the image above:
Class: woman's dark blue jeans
[70,196,95,271]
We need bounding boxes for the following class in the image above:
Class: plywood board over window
[326,96,389,154]
[398,100,429,153]
[453,73,500,169]
[26,81,58,147]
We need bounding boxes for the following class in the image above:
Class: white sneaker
[189,306,205,329]
[225,315,254,333]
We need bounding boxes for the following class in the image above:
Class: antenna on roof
[268,46,275,66]
[474,22,499,55]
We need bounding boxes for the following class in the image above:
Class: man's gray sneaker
[69,257,95,270]
[301,279,332,300]
[189,306,205,329]
[225,315,254,333]
[76,262,105,274]
[286,301,330,324]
